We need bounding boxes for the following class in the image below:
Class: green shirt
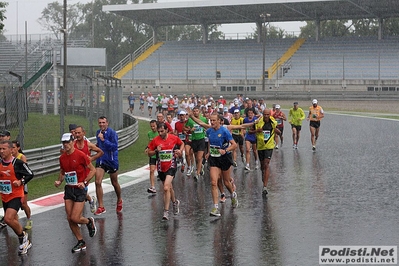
[148,130,158,158]
[288,107,305,126]
[185,116,208,140]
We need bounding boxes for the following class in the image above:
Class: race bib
[129,100,134,105]
[159,150,173,162]
[263,130,271,141]
[0,180,12,194]
[209,145,221,157]
[276,119,282,126]
[65,171,78,186]
[188,134,192,141]
[193,124,203,134]
[232,129,240,135]
[178,133,186,141]
[148,102,153,107]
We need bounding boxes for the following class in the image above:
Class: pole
[61,0,67,136]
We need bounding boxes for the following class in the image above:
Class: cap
[218,104,223,109]
[141,92,144,94]
[170,95,173,98]
[234,100,239,105]
[259,98,264,101]
[0,130,10,136]
[209,97,213,100]
[223,107,228,112]
[220,95,223,98]
[312,99,318,104]
[179,111,187,115]
[157,94,160,96]
[293,101,298,105]
[234,109,240,113]
[68,124,77,131]
[130,92,134,94]
[61,133,74,142]
[275,104,281,109]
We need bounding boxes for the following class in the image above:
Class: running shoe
[24,219,33,230]
[209,207,221,217]
[312,146,316,151]
[233,161,237,167]
[89,196,97,214]
[193,173,199,182]
[262,187,269,197]
[245,165,251,171]
[0,216,7,228]
[231,192,239,208]
[173,200,180,215]
[162,210,169,221]
[147,187,157,194]
[255,161,259,170]
[94,207,106,215]
[241,156,246,164]
[71,240,86,253]
[220,194,226,203]
[293,144,297,149]
[18,231,32,255]
[180,163,185,173]
[275,144,279,149]
[86,217,97,237]
[186,167,192,176]
[116,200,123,213]
[200,165,205,176]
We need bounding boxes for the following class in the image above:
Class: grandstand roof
[103,0,399,27]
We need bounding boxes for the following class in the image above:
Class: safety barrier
[24,114,139,177]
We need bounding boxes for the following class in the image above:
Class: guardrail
[24,114,139,177]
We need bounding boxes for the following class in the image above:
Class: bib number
[188,134,192,141]
[263,130,271,141]
[178,133,186,141]
[159,150,173,162]
[276,119,282,126]
[65,171,78,186]
[0,180,12,194]
[232,129,240,135]
[193,124,203,134]
[210,145,221,157]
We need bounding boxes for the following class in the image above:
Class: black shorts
[258,149,274,161]
[149,157,157,165]
[190,139,206,153]
[232,134,244,146]
[310,121,321,129]
[277,127,284,135]
[129,104,134,109]
[148,105,153,110]
[158,168,177,182]
[162,107,168,112]
[140,102,145,106]
[2,197,23,212]
[64,185,87,202]
[208,153,233,171]
[157,106,162,112]
[96,163,118,173]
[291,124,302,131]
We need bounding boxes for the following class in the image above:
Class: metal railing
[24,114,139,177]
[111,37,154,77]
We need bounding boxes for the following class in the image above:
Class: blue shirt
[244,116,256,142]
[96,127,119,169]
[206,126,233,152]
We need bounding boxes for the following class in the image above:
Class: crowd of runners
[140,92,324,218]
[0,92,324,256]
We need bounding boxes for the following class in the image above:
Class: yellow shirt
[231,117,244,135]
[255,117,277,150]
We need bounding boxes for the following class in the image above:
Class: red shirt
[60,149,91,183]
[273,111,285,128]
[74,139,90,156]
[174,120,188,142]
[148,134,183,173]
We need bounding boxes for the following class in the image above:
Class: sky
[2,0,304,37]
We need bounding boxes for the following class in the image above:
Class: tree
[37,1,86,39]
[299,20,351,38]
[0,1,7,33]
[160,24,224,41]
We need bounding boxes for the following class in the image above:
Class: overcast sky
[3,0,303,37]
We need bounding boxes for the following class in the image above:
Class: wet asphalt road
[1,111,399,266]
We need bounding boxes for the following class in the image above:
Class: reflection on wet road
[1,113,399,265]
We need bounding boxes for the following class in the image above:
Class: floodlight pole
[61,0,67,137]
[260,13,270,92]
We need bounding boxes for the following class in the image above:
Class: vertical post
[61,0,67,136]
[260,13,270,92]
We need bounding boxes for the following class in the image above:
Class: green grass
[1,119,151,205]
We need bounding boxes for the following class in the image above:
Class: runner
[55,133,97,253]
[139,92,146,114]
[127,92,135,115]
[255,109,280,197]
[243,109,259,171]
[174,111,192,174]
[145,120,158,194]
[146,92,155,118]
[0,140,34,255]
[11,140,33,230]
[206,114,238,217]
[155,94,162,115]
[184,106,208,181]
[288,102,306,149]
[272,104,286,149]
[230,109,245,167]
[94,116,123,215]
[307,99,324,151]
[147,123,184,221]
[73,126,104,213]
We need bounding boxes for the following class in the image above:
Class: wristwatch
[83,181,88,186]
